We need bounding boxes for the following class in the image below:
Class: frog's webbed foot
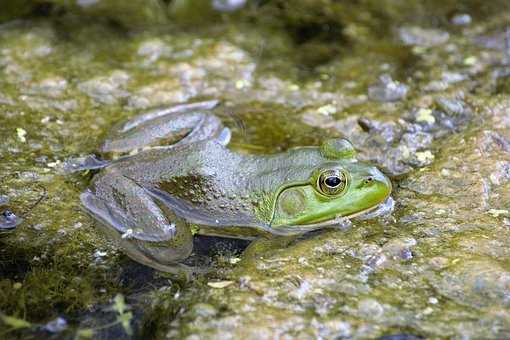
[101,100,231,154]
[81,174,197,275]
[60,154,110,174]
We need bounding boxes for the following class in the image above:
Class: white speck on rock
[428,297,439,304]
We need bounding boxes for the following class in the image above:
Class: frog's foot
[80,175,195,275]
[60,154,109,174]
[101,100,231,154]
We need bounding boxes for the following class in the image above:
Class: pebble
[44,317,68,333]
[77,70,130,105]
[212,0,246,12]
[451,14,472,26]
[0,195,8,205]
[190,303,218,317]
[399,26,449,47]
[368,74,409,102]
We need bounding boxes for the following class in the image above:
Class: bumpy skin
[81,101,392,273]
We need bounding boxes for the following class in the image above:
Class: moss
[0,1,33,23]
[0,230,123,321]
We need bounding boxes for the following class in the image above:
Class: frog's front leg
[80,171,195,275]
[101,100,231,154]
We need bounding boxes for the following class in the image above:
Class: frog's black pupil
[325,176,341,187]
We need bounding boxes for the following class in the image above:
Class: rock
[78,70,131,105]
[368,74,409,102]
[430,258,510,308]
[451,14,472,26]
[44,317,68,333]
[190,303,218,318]
[0,195,8,205]
[358,299,385,320]
[212,0,246,12]
[398,26,449,47]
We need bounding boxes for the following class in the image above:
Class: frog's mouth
[267,197,394,236]
[352,196,394,220]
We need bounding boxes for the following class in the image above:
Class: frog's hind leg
[101,100,230,154]
[80,174,201,275]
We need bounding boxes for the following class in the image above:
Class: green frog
[80,100,392,274]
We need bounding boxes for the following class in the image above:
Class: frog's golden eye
[317,169,347,196]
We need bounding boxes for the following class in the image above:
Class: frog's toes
[217,127,231,146]
[61,154,109,174]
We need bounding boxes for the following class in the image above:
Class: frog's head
[269,139,392,231]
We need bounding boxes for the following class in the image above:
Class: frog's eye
[317,169,347,196]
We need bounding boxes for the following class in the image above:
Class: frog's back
[98,139,267,230]
[108,140,239,183]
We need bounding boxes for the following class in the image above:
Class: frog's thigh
[101,100,227,153]
[81,174,193,274]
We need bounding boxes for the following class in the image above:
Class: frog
[80,100,392,274]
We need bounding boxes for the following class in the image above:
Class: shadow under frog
[78,101,392,274]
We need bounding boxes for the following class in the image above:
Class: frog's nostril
[364,176,374,184]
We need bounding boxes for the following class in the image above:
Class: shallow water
[1,1,510,339]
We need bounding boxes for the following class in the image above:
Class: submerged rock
[451,14,472,26]
[398,26,449,47]
[77,70,131,105]
[0,195,8,205]
[368,74,409,102]
[43,316,68,333]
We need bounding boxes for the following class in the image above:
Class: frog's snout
[365,167,392,194]
[359,167,391,192]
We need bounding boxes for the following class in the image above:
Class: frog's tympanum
[81,101,392,273]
